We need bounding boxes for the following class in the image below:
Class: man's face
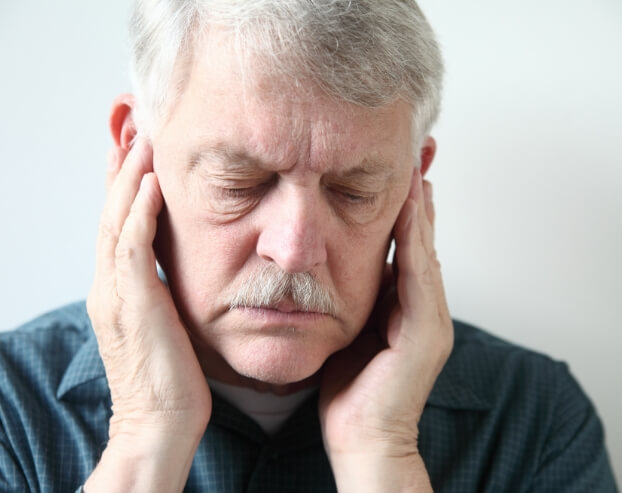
[150,36,415,385]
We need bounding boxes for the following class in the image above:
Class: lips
[261,299,309,314]
[232,299,333,326]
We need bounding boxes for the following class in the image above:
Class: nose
[256,185,328,273]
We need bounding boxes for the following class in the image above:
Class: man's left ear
[419,136,437,177]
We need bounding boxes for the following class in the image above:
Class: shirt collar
[425,324,493,411]
[56,330,107,401]
[426,358,491,411]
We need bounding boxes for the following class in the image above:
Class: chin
[222,334,331,386]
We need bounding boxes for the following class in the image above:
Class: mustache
[229,263,337,317]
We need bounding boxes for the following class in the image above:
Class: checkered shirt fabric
[0,302,617,492]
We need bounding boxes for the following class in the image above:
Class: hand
[84,139,211,492]
[319,168,454,492]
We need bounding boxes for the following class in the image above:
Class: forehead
[160,32,414,174]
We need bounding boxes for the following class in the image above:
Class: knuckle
[99,216,121,243]
[87,284,122,331]
[429,250,441,268]
[115,241,137,266]
[419,264,435,285]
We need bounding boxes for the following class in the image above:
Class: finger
[413,170,435,257]
[418,178,449,322]
[394,169,429,275]
[422,180,435,244]
[106,146,128,192]
[115,172,164,299]
[95,138,153,281]
[392,170,440,319]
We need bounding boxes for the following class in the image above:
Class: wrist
[329,451,433,493]
[107,406,210,441]
[84,422,206,493]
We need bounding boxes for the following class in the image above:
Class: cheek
[156,190,258,327]
[329,224,392,331]
[328,184,407,331]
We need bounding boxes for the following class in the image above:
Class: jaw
[187,315,353,389]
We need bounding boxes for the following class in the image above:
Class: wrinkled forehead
[159,28,415,173]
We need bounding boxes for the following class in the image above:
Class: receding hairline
[129,0,444,148]
[148,23,413,134]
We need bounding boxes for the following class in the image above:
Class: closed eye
[329,186,378,207]
[215,176,276,200]
[218,187,259,199]
[339,191,376,205]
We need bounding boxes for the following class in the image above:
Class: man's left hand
[319,168,454,492]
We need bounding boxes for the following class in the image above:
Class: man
[0,1,617,491]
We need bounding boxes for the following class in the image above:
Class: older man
[0,1,617,492]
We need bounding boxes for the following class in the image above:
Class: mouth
[231,299,334,326]
[259,300,315,314]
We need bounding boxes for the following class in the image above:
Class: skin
[85,35,453,493]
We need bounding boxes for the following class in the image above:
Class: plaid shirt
[0,302,617,492]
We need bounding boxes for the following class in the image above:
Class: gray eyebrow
[187,143,266,174]
[332,158,395,180]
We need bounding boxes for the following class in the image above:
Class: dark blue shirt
[0,302,617,492]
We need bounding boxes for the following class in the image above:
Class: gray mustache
[229,263,337,316]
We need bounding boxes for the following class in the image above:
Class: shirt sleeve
[530,363,618,492]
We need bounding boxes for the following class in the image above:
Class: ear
[109,94,137,151]
[419,136,437,177]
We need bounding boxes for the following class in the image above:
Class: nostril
[256,226,326,274]
[256,187,328,272]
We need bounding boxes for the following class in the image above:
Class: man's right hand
[84,139,211,493]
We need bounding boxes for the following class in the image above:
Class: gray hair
[229,262,337,316]
[129,0,444,152]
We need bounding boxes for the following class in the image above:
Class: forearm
[330,452,433,493]
[84,426,204,493]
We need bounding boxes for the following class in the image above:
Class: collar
[425,319,494,412]
[56,331,107,401]
[426,356,491,411]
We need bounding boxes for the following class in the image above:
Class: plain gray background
[1,0,620,481]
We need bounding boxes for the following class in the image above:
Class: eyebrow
[188,142,396,182]
[329,158,395,182]
[188,143,265,174]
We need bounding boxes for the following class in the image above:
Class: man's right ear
[109,94,137,151]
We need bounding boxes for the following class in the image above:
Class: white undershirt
[208,379,318,435]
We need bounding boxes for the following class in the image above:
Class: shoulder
[446,319,597,427]
[0,301,93,398]
[450,319,573,400]
[0,301,92,360]
[1,300,92,343]
[423,319,617,492]
[0,302,108,492]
